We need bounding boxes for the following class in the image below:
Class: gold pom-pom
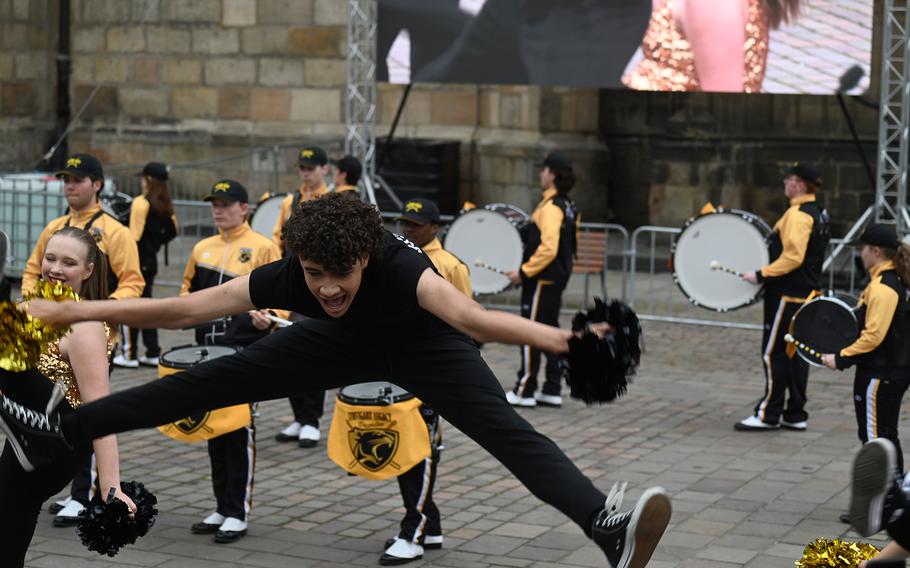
[795,538,880,568]
[0,282,78,372]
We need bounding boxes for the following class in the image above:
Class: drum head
[790,297,859,365]
[160,345,237,368]
[338,382,414,405]
[250,195,286,238]
[445,209,523,294]
[0,230,7,279]
[672,211,770,312]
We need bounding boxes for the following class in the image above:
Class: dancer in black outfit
[7,194,672,568]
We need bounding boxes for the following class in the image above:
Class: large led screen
[379,0,873,95]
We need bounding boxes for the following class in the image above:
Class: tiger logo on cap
[301,149,314,159]
[404,201,423,213]
[66,157,82,168]
[213,182,231,192]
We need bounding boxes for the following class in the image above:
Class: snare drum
[671,208,771,312]
[444,204,530,294]
[327,382,430,481]
[788,295,859,367]
[250,194,286,239]
[156,345,251,443]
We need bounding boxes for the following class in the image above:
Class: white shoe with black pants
[512,278,565,406]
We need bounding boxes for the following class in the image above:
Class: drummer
[737,162,829,432]
[821,224,910,471]
[380,197,471,564]
[181,179,283,544]
[505,151,579,408]
[270,145,329,449]
[331,154,362,194]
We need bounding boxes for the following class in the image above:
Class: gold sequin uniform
[622,0,769,93]
[36,324,113,409]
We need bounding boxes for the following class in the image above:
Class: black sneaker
[850,438,904,537]
[0,385,71,472]
[593,485,672,568]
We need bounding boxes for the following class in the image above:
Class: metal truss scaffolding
[876,0,910,233]
[345,0,378,204]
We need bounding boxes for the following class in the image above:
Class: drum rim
[337,382,415,405]
[670,209,770,313]
[159,344,238,368]
[444,208,523,295]
[483,202,531,220]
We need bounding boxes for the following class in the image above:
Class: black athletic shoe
[850,438,904,537]
[593,485,672,568]
[0,386,71,472]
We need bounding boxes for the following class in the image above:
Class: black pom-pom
[565,298,642,404]
[78,481,158,557]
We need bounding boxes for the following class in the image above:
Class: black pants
[68,451,98,506]
[397,405,442,542]
[753,292,810,424]
[287,391,325,428]
[208,423,256,521]
[125,271,161,359]
[514,279,565,397]
[63,320,607,533]
[854,371,910,473]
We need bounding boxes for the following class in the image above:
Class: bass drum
[444,205,530,295]
[671,208,771,312]
[788,295,859,367]
[250,194,286,239]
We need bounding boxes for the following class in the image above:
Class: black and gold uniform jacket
[182,222,283,345]
[520,187,579,286]
[423,238,471,297]
[836,260,910,373]
[271,183,330,249]
[129,193,179,276]
[23,203,145,300]
[334,184,358,193]
[757,194,829,296]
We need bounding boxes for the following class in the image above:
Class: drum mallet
[784,334,823,363]
[265,314,293,328]
[709,260,743,278]
[474,259,508,275]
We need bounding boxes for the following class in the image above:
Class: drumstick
[783,334,823,362]
[474,259,509,275]
[709,260,743,278]
[265,314,293,328]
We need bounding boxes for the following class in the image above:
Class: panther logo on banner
[348,426,401,472]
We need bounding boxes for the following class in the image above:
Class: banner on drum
[328,396,430,481]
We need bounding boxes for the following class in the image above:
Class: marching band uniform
[271,146,330,448]
[835,226,910,472]
[119,162,178,367]
[21,154,143,525]
[331,154,363,194]
[509,153,579,408]
[737,163,829,431]
[184,181,282,543]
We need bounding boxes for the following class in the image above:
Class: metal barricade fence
[0,185,68,278]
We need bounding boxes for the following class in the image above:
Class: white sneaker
[299,424,320,448]
[275,421,301,442]
[734,415,779,431]
[780,419,807,431]
[138,355,159,367]
[112,354,139,368]
[535,392,563,407]
[380,538,424,565]
[423,534,443,549]
[506,390,537,407]
[53,499,86,526]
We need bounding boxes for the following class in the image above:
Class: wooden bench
[574,229,608,308]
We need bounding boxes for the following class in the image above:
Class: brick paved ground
[14,302,897,567]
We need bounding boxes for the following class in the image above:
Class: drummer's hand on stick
[249,309,272,330]
[741,271,759,284]
[505,270,521,285]
[820,353,837,370]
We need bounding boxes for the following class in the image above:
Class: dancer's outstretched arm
[23,274,254,329]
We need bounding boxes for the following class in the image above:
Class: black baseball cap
[396,198,440,225]
[203,179,248,204]
[539,151,573,172]
[848,223,899,249]
[298,146,328,168]
[784,162,822,186]
[137,162,169,181]
[331,155,363,184]
[54,153,104,180]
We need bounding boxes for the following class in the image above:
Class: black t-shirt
[249,231,449,335]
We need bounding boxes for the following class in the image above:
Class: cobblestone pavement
[15,314,897,567]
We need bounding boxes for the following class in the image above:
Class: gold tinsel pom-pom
[0,281,79,372]
[795,538,880,568]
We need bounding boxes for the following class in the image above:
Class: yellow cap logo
[301,149,314,158]
[213,182,231,192]
[66,157,82,168]
[404,202,422,213]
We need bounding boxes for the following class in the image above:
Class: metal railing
[0,186,68,278]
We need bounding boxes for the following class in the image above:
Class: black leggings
[64,319,607,532]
